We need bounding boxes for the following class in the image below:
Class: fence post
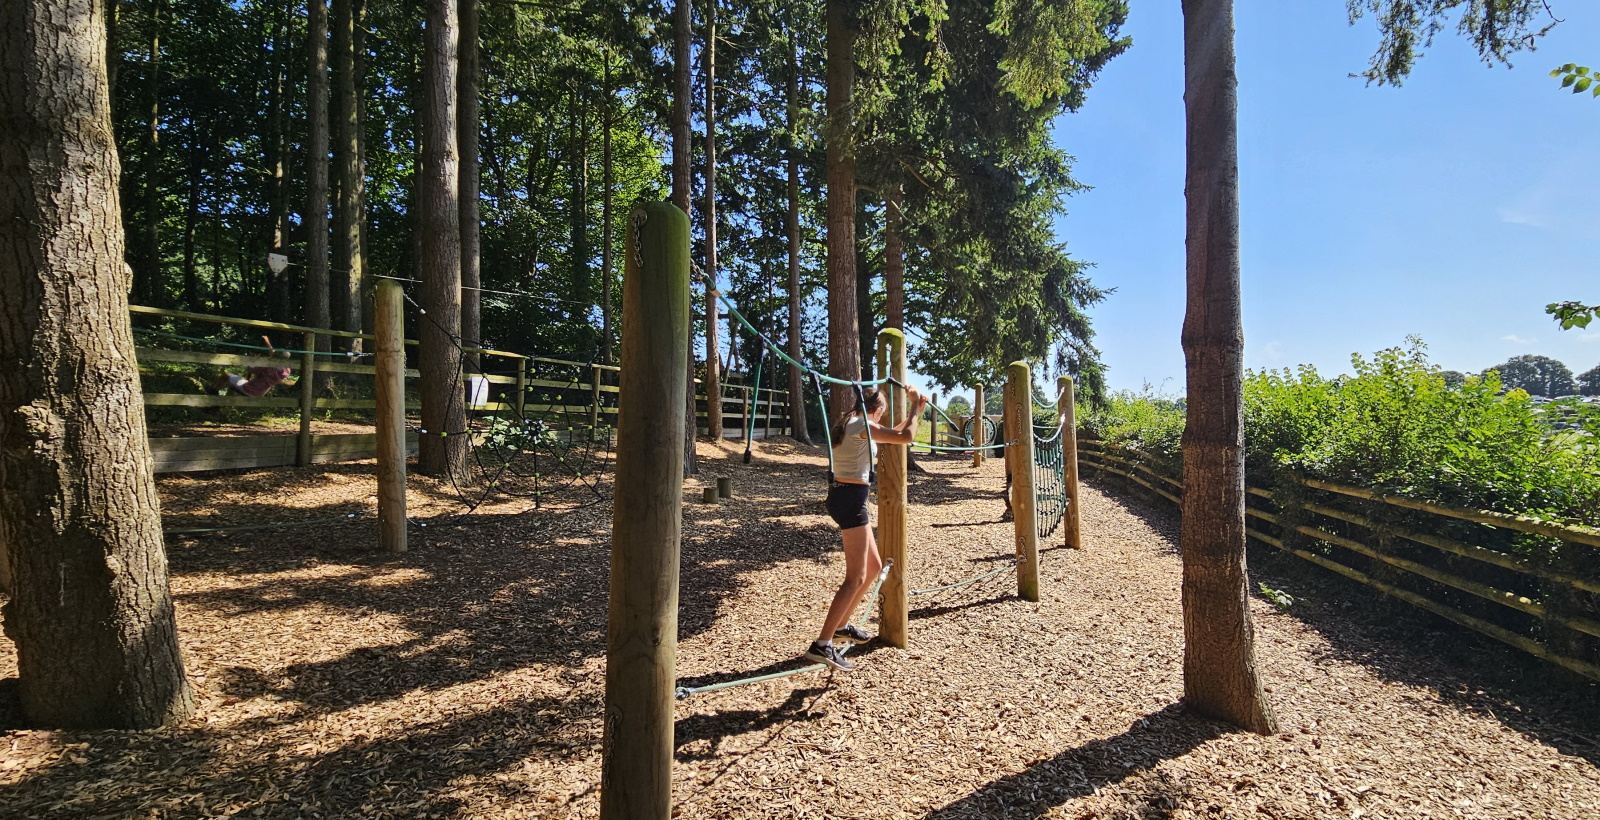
[876,328,910,647]
[1059,375,1081,551]
[590,363,602,439]
[972,384,985,467]
[375,280,407,554]
[297,331,317,467]
[514,358,527,418]
[600,201,689,820]
[1008,362,1039,601]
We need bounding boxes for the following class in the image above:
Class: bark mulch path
[2,439,1598,818]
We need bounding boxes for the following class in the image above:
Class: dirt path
[2,440,1597,818]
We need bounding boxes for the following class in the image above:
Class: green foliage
[1551,63,1600,98]
[1484,354,1576,397]
[1085,340,1600,527]
[1257,583,1295,612]
[1346,0,1563,85]
[1546,300,1600,329]
[1579,364,1600,397]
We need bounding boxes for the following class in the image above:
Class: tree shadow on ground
[674,686,829,761]
[923,704,1226,819]
[0,691,601,818]
[1089,479,1600,768]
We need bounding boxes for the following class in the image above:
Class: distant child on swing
[804,383,929,671]
[213,335,296,398]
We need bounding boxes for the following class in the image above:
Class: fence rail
[131,304,794,472]
[1077,438,1600,684]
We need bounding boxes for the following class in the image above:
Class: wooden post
[972,384,984,467]
[877,328,909,647]
[590,363,602,439]
[1059,375,1081,550]
[297,330,317,466]
[740,389,750,441]
[375,280,407,553]
[513,358,527,418]
[1008,362,1039,601]
[601,201,689,820]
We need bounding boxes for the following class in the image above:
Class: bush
[1081,340,1600,527]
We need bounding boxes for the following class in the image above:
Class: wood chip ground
[3,439,1598,818]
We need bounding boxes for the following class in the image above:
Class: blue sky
[1051,1,1600,394]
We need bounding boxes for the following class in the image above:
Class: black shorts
[826,482,871,530]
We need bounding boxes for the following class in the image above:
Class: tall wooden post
[1008,362,1039,601]
[601,202,689,820]
[513,358,527,418]
[1059,375,1081,550]
[876,329,909,647]
[590,363,602,437]
[375,280,407,553]
[971,384,984,467]
[297,330,317,466]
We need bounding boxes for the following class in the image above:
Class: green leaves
[1550,63,1600,98]
[1546,301,1600,330]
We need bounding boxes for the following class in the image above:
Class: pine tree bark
[417,0,468,478]
[306,0,331,348]
[672,0,698,475]
[784,24,809,444]
[332,0,365,352]
[458,0,480,372]
[1179,0,1278,736]
[0,0,194,729]
[885,186,904,330]
[825,0,860,419]
[702,0,722,442]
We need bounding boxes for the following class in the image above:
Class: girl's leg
[816,525,884,644]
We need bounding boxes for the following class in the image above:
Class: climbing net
[1034,420,1068,537]
[401,292,613,519]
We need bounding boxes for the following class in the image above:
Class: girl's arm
[866,389,930,444]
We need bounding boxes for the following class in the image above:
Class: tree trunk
[703,0,722,441]
[785,25,809,444]
[672,0,697,475]
[266,0,290,322]
[306,0,331,350]
[854,193,872,380]
[569,88,591,314]
[332,0,364,352]
[1179,0,1278,736]
[417,0,468,478]
[0,0,194,729]
[140,0,162,306]
[825,0,860,420]
[180,147,202,310]
[885,185,904,330]
[600,56,614,365]
[458,0,480,371]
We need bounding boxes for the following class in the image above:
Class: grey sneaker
[803,641,854,671]
[833,624,872,645]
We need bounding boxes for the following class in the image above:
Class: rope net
[1034,421,1068,537]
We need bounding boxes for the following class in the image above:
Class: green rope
[910,561,1017,596]
[709,285,892,388]
[743,349,765,462]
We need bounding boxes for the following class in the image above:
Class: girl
[805,384,928,671]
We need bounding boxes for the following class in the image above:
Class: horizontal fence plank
[136,347,414,377]
[1084,440,1600,683]
[1245,526,1600,683]
[150,432,419,473]
[130,304,523,360]
[143,393,421,411]
[1299,476,1600,550]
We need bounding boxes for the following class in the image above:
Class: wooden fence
[1077,438,1600,683]
[132,305,792,473]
